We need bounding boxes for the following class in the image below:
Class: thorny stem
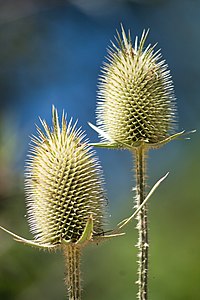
[63,244,82,300]
[134,146,148,300]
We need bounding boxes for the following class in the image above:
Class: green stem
[134,146,148,300]
[63,244,82,300]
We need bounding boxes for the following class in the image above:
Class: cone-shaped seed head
[96,27,177,147]
[25,107,106,245]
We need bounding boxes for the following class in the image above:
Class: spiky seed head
[96,27,177,148]
[25,107,106,246]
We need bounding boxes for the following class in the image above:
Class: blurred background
[0,0,199,299]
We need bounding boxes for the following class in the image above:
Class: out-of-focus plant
[0,113,22,203]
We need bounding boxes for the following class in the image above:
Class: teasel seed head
[25,106,106,248]
[96,26,177,149]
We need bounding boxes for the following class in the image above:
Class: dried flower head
[25,106,106,248]
[96,27,177,149]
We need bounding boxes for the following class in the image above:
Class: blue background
[0,1,199,299]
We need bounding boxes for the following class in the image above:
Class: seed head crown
[96,27,177,148]
[25,107,106,246]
